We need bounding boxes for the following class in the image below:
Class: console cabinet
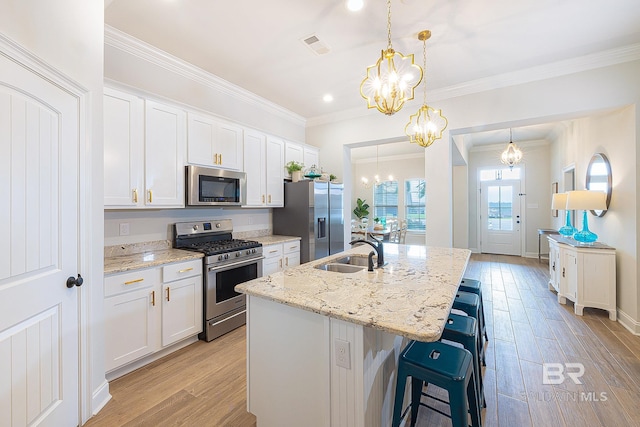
[547,236,616,320]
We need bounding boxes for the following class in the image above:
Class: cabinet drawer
[264,244,283,259]
[284,240,300,254]
[105,268,159,298]
[163,259,202,283]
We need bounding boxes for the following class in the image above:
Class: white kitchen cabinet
[261,240,301,276]
[187,112,243,170]
[285,141,304,178]
[548,238,560,293]
[303,146,320,171]
[104,88,186,208]
[547,236,616,320]
[104,88,144,207]
[104,259,202,373]
[161,260,203,346]
[244,131,284,207]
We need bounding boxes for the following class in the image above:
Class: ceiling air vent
[301,34,331,56]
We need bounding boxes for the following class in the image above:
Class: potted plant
[285,161,304,182]
[353,198,370,223]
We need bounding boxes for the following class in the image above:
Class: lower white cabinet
[262,240,301,276]
[547,236,616,320]
[104,259,202,373]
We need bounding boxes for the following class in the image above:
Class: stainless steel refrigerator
[273,180,344,263]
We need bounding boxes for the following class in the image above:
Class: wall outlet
[335,339,351,369]
[119,223,130,236]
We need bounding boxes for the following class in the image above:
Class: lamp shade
[551,193,568,210]
[566,190,607,211]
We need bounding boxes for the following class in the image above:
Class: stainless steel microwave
[186,165,247,206]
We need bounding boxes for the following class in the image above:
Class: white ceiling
[104,0,640,146]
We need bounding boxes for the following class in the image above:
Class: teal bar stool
[392,340,482,427]
[459,278,488,343]
[441,313,485,408]
[452,291,485,366]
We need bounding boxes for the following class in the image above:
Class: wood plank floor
[86,254,640,426]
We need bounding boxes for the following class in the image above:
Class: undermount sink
[314,263,366,273]
[332,255,373,267]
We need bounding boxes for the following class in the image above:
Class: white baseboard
[91,380,111,417]
[617,308,640,335]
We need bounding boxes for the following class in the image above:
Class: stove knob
[246,250,251,255]
[218,255,223,261]
[192,225,199,231]
[252,248,256,254]
[224,254,229,260]
[235,252,241,257]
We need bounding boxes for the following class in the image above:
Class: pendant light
[404,30,448,147]
[361,146,393,188]
[500,128,523,170]
[360,0,422,116]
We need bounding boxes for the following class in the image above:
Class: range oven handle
[207,256,265,273]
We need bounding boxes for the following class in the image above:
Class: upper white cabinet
[187,113,243,171]
[303,146,320,171]
[284,141,320,178]
[104,88,144,207]
[244,131,284,207]
[145,100,186,207]
[104,88,186,208]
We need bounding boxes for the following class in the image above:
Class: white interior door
[0,50,80,425]
[480,180,522,255]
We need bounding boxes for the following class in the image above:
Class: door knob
[66,274,83,288]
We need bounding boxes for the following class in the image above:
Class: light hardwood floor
[86,254,640,427]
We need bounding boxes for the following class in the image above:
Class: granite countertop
[235,244,471,342]
[104,240,203,275]
[252,235,301,245]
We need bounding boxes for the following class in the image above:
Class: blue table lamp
[551,192,576,237]
[566,190,607,244]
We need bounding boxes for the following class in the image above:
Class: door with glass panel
[480,180,521,255]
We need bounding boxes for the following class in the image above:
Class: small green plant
[285,161,304,175]
[329,174,337,181]
[374,217,380,223]
[353,198,370,220]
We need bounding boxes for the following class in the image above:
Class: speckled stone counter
[236,244,471,342]
[252,235,301,245]
[104,240,203,275]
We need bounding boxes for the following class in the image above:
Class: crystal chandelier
[500,128,523,170]
[404,30,448,147]
[360,0,422,116]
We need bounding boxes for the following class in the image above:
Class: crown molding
[104,25,306,128]
[307,43,640,128]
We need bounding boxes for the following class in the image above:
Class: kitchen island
[235,244,471,427]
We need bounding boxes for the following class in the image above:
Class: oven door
[205,257,263,320]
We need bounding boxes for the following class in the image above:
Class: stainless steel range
[173,219,263,341]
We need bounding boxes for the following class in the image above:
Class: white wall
[0,0,106,421]
[468,141,551,256]
[104,208,271,246]
[307,60,640,330]
[452,165,469,249]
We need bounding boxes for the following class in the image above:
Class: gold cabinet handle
[132,189,138,203]
[219,154,222,164]
[166,287,170,301]
[151,290,155,306]
[285,257,289,266]
[279,259,282,268]
[148,190,153,203]
[269,249,278,254]
[124,278,144,285]
[178,267,193,273]
[268,194,272,203]
[262,195,265,204]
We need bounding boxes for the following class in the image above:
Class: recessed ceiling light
[346,0,364,12]
[323,94,334,103]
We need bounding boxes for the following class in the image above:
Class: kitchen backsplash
[104,207,272,246]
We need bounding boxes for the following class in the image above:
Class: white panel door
[161,276,202,347]
[480,180,522,255]
[144,100,186,207]
[0,51,79,426]
[187,112,216,167]
[216,122,243,171]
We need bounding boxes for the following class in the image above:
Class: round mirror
[585,153,612,217]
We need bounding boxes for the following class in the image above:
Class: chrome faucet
[349,236,384,268]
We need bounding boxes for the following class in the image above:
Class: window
[405,179,425,230]
[373,181,398,219]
